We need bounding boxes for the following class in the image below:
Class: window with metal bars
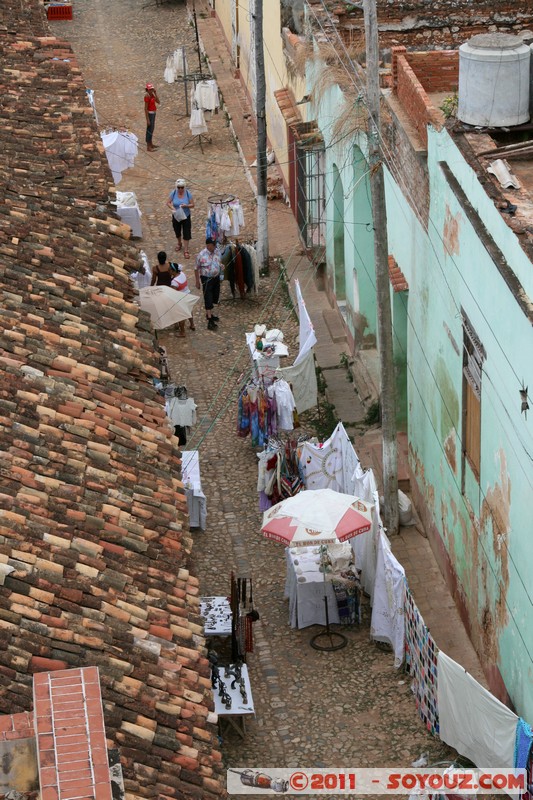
[295,143,326,249]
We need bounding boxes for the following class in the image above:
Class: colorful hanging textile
[515,718,533,770]
[404,584,440,735]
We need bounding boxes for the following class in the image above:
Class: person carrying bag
[166,178,194,257]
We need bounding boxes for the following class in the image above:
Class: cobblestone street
[61,0,459,793]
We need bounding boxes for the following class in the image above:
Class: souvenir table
[212,663,254,738]
[245,330,289,381]
[284,546,341,629]
[199,596,232,637]
[113,191,143,238]
[182,450,206,530]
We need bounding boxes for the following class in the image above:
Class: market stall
[211,662,254,738]
[199,596,232,637]
[284,546,340,629]
[112,190,143,238]
[182,450,206,530]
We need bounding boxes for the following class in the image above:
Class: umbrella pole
[310,567,347,652]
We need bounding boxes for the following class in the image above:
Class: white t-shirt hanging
[166,397,197,427]
[269,379,295,431]
[219,207,231,232]
[195,79,219,111]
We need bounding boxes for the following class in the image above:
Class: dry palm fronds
[291,38,314,76]
[331,94,367,142]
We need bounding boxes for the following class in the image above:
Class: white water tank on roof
[458,33,530,127]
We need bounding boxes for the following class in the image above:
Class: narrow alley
[62,0,465,789]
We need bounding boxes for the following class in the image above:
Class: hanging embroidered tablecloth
[404,584,440,735]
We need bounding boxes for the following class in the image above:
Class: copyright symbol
[290,772,309,791]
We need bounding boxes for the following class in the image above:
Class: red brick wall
[405,51,459,93]
[392,47,446,148]
[336,0,533,49]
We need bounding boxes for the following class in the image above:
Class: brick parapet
[404,50,459,93]
[394,52,446,147]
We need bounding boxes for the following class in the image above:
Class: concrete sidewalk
[195,1,486,686]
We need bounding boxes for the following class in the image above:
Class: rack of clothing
[164,384,196,447]
[177,72,214,126]
[186,102,210,151]
[220,241,258,298]
[206,195,245,242]
[163,47,189,83]
[256,436,307,511]
[237,380,273,447]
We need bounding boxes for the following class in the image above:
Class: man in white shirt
[195,238,222,331]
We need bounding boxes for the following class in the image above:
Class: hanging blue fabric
[514,717,533,770]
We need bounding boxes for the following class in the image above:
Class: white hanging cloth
[164,54,177,83]
[298,422,356,492]
[189,108,208,136]
[437,651,518,769]
[173,48,188,76]
[268,379,296,431]
[219,206,231,232]
[194,79,219,111]
[293,278,317,366]
[352,494,381,601]
[100,130,138,185]
[370,530,405,668]
[131,251,152,290]
[86,89,98,124]
[278,351,317,414]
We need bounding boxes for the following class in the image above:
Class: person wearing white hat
[144,83,160,151]
[166,178,195,258]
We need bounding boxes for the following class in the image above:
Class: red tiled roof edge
[273,87,303,129]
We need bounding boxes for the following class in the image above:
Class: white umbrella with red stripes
[261,488,372,547]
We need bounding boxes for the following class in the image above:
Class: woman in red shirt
[144,83,160,151]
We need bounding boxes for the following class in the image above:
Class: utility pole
[192,0,203,75]
[363,0,399,535]
[254,0,269,271]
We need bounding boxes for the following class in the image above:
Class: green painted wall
[409,127,533,721]
[309,73,376,344]
[308,55,533,721]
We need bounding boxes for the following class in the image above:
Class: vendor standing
[195,237,222,331]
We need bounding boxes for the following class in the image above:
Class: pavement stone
[59,0,487,792]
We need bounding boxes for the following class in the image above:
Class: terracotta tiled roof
[388,255,409,293]
[274,88,303,129]
[0,3,223,799]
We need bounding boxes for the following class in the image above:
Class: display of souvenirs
[200,596,232,636]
